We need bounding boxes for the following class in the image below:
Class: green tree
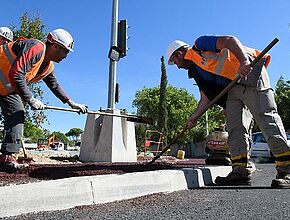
[157,56,168,144]
[23,120,45,143]
[12,12,46,40]
[275,76,290,129]
[65,128,84,141]
[133,85,225,149]
[51,131,70,144]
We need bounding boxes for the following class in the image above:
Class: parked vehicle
[51,142,65,151]
[23,143,38,150]
[251,132,290,160]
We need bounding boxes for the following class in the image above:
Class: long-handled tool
[21,139,28,158]
[147,37,279,165]
[17,139,35,163]
[44,105,153,124]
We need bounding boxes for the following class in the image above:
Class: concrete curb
[0,166,232,218]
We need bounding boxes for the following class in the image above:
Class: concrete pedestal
[79,109,137,162]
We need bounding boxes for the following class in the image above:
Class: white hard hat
[166,40,189,65]
[0,27,13,42]
[47,28,74,52]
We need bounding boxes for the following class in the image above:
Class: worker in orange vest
[0,28,88,171]
[166,35,290,188]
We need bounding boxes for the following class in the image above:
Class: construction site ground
[0,149,234,218]
[0,149,206,187]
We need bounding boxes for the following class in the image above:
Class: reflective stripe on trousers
[226,70,290,173]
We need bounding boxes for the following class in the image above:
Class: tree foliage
[133,85,226,149]
[23,120,45,143]
[65,128,84,141]
[12,12,46,41]
[51,131,70,144]
[157,56,168,144]
[275,76,290,129]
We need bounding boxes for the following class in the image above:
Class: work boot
[271,173,290,189]
[0,154,29,171]
[205,156,232,166]
[215,170,251,186]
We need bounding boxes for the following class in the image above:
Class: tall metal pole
[107,0,119,109]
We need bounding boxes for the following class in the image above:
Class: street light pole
[80,0,138,163]
[107,0,119,109]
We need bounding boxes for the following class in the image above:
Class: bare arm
[185,91,211,130]
[216,36,253,77]
[216,36,248,63]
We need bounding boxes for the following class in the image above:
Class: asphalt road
[3,163,290,220]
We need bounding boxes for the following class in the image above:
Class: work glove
[28,97,45,110]
[67,99,88,114]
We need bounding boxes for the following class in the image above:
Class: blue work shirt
[187,35,232,108]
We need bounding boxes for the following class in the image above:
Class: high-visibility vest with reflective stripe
[0,44,16,94]
[30,61,54,83]
[0,39,54,96]
[184,46,271,80]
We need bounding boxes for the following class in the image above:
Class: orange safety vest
[184,46,271,80]
[0,38,54,96]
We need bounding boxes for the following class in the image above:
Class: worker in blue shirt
[166,35,290,188]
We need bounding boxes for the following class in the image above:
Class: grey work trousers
[0,93,25,154]
[226,83,290,173]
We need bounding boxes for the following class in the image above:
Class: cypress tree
[157,56,168,145]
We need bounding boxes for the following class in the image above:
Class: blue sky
[1,0,290,133]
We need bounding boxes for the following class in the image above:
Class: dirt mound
[17,150,81,164]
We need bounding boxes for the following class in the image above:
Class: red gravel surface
[0,159,205,187]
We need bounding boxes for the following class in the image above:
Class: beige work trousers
[226,67,290,174]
